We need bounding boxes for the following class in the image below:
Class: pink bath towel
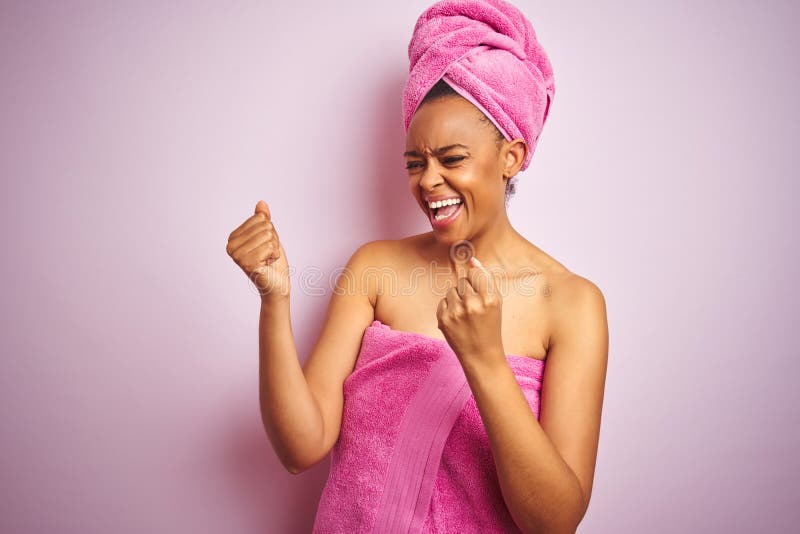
[312,320,546,533]
[402,0,555,172]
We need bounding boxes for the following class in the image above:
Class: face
[404,96,525,243]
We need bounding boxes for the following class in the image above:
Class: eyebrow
[403,144,469,158]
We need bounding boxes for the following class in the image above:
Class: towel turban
[402,0,555,172]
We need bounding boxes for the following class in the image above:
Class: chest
[373,267,552,361]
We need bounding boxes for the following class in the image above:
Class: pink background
[1,1,798,532]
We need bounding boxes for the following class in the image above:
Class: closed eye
[406,156,465,170]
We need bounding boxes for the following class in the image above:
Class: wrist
[459,346,508,377]
[260,292,290,307]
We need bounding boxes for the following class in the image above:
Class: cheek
[408,181,419,203]
[408,183,425,211]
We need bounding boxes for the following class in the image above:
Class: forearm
[258,296,324,473]
[462,356,585,533]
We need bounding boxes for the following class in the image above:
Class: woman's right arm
[226,201,380,473]
[257,241,378,474]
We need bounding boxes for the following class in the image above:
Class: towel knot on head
[402,0,555,172]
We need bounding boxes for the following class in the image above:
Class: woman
[226,1,608,532]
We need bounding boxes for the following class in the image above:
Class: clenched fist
[226,200,290,300]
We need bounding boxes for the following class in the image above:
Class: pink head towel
[402,0,555,172]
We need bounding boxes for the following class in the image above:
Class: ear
[503,138,527,178]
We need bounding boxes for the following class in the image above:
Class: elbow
[281,453,313,475]
[520,483,586,534]
[274,449,310,475]
[282,454,311,475]
[286,463,304,475]
[519,517,578,534]
[521,516,580,534]
[282,452,326,476]
[532,527,577,534]
[266,442,310,475]
[549,473,588,533]
[262,425,325,476]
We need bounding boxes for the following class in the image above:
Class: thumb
[255,199,271,218]
[455,261,469,281]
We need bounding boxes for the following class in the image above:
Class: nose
[418,159,445,192]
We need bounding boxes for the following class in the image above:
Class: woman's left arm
[462,277,609,534]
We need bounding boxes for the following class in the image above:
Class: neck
[429,208,523,277]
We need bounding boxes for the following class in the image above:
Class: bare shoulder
[349,238,392,260]
[352,234,426,266]
[341,238,398,277]
[551,271,606,308]
[548,271,608,353]
[350,236,412,261]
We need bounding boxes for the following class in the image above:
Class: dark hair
[419,79,518,205]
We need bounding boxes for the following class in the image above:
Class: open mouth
[428,199,464,228]
[432,204,458,220]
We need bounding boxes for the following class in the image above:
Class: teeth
[428,198,463,209]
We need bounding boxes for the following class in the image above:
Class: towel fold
[312,320,546,533]
[402,0,555,172]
